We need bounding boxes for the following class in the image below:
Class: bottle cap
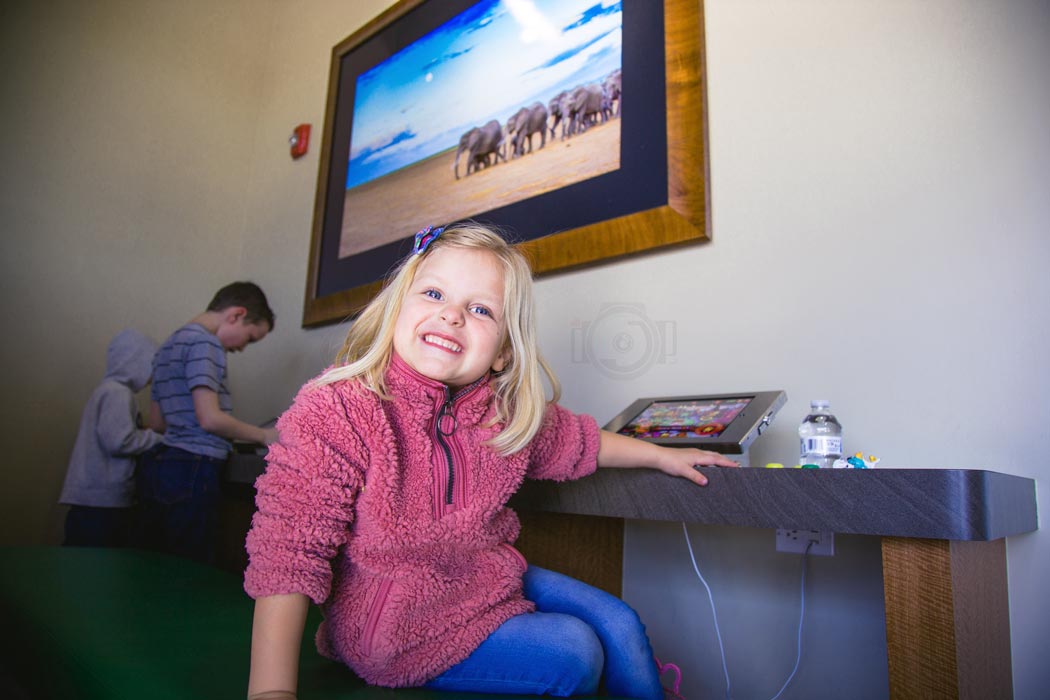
[765,463,784,469]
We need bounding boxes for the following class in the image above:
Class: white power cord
[681,523,811,700]
[681,522,733,699]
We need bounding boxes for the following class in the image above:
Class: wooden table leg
[515,511,624,597]
[881,537,1012,699]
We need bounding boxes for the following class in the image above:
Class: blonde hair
[316,222,560,455]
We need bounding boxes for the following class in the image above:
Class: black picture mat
[316,0,668,299]
[603,391,789,455]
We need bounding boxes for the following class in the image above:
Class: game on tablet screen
[618,398,753,439]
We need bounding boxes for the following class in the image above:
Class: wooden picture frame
[302,0,709,327]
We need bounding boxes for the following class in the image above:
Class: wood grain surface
[882,537,1012,699]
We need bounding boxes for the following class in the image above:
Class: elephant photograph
[453,120,505,179]
[506,102,549,158]
[336,0,624,260]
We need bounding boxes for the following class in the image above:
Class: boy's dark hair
[207,281,275,330]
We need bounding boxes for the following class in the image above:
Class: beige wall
[1,0,274,542]
[1,0,1047,697]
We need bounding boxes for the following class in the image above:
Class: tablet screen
[617,397,753,439]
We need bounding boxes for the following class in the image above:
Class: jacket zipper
[435,386,456,507]
[361,577,393,657]
[431,378,484,518]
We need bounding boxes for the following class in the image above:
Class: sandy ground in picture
[339,119,621,258]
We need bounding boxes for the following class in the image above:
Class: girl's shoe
[655,656,684,699]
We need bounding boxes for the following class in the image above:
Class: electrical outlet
[775,528,834,556]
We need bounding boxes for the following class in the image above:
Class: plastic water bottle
[799,400,842,469]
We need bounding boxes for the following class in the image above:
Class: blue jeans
[135,445,223,564]
[425,566,663,699]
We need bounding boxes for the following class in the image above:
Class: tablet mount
[603,391,787,466]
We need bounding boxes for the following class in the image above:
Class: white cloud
[504,0,558,44]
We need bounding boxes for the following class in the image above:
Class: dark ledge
[230,453,1037,542]
[510,467,1038,541]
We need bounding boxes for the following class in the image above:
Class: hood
[105,328,158,392]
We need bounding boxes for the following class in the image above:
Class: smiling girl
[244,222,736,700]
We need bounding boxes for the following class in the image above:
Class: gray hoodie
[59,329,163,508]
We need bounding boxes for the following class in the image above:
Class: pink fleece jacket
[244,355,600,687]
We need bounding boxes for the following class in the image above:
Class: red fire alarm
[289,123,311,159]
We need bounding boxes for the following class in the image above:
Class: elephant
[507,102,548,158]
[454,120,504,179]
[565,83,604,137]
[547,90,569,140]
[602,69,622,118]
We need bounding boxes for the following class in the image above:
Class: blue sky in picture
[346,0,622,190]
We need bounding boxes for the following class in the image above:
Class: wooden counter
[510,467,1037,700]
[228,455,1037,699]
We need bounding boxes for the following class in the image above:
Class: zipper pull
[438,388,457,437]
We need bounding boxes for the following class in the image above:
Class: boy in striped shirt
[140,281,277,563]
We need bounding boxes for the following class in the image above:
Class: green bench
[0,546,616,699]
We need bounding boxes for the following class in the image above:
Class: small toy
[840,452,880,469]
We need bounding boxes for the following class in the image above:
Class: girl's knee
[601,599,647,639]
[564,616,604,664]
[550,616,603,695]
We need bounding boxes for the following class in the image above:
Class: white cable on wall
[681,523,812,700]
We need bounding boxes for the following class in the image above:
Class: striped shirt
[151,323,232,458]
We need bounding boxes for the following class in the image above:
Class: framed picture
[302,0,708,327]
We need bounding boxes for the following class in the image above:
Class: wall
[1,0,1046,697]
[537,1,1050,697]
[0,0,278,543]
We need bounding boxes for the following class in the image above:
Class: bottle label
[802,436,842,457]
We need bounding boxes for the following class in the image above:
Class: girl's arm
[248,593,309,698]
[597,429,738,486]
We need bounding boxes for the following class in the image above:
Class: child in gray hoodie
[59,328,162,546]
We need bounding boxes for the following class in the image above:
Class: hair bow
[412,225,445,255]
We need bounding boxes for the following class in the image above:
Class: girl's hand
[653,446,739,487]
[597,430,739,487]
